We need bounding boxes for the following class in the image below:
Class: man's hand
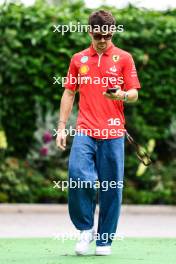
[103,86,138,103]
[103,86,125,100]
[56,126,67,151]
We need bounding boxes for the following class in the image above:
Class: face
[89,31,113,52]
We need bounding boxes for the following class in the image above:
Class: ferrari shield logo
[112,55,120,62]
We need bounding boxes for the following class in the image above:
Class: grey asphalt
[0,204,176,238]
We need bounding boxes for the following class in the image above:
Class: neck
[92,42,112,55]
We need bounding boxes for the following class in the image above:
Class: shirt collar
[89,43,115,57]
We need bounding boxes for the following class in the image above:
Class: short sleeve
[64,55,78,91]
[122,55,141,91]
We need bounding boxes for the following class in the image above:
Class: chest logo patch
[109,66,117,72]
[79,65,89,75]
[80,56,89,63]
[112,55,120,62]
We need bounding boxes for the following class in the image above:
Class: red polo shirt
[64,44,141,139]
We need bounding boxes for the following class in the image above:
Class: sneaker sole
[95,250,111,256]
[75,250,88,255]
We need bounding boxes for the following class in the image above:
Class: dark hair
[88,10,116,32]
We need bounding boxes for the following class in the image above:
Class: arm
[56,89,76,150]
[56,54,78,150]
[125,88,138,103]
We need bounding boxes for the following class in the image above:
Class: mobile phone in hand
[106,87,119,94]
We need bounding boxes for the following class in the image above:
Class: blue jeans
[68,133,125,246]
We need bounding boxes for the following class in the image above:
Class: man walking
[56,10,141,255]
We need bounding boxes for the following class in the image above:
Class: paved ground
[0,204,176,238]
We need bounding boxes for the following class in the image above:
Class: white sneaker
[95,245,112,256]
[75,228,95,255]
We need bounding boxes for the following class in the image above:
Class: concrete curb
[0,204,68,213]
[0,204,176,214]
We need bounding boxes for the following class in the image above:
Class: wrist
[57,120,66,130]
[123,91,129,102]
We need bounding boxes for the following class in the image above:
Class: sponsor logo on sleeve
[80,56,89,63]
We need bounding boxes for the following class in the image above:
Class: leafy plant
[1,1,176,203]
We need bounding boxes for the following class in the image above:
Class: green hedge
[0,1,176,203]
